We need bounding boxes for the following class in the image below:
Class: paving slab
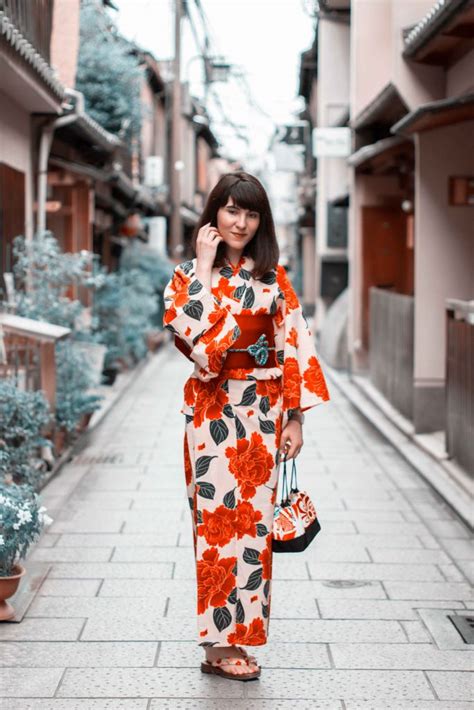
[2,348,472,707]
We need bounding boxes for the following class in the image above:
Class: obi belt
[174,313,277,370]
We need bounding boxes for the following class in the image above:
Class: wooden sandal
[201,654,261,681]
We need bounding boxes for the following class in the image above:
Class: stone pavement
[1,344,473,709]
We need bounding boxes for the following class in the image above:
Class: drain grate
[447,615,474,644]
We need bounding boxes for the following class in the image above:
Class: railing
[0,0,54,63]
[446,300,474,476]
[0,313,70,410]
[369,287,414,420]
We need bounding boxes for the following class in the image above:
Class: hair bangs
[227,179,264,213]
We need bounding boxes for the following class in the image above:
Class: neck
[225,247,244,266]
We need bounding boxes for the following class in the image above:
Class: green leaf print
[195,455,217,478]
[235,415,247,440]
[210,419,229,445]
[243,548,261,565]
[259,417,275,434]
[213,606,232,632]
[241,568,262,591]
[236,599,245,623]
[197,482,215,500]
[183,300,203,321]
[223,488,236,509]
[237,383,256,406]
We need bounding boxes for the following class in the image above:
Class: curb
[325,364,473,531]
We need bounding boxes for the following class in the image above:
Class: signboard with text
[313,127,351,157]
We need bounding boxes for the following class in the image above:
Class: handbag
[272,454,321,553]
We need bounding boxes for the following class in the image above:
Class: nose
[235,213,247,230]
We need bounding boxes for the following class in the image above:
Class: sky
[113,0,316,168]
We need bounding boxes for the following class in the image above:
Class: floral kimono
[163,254,329,647]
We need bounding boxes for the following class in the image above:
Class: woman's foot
[204,644,260,677]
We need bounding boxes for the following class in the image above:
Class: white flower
[0,535,4,546]
[16,509,32,526]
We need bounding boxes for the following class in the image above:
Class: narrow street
[1,344,472,708]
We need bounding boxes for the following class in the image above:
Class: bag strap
[290,458,299,493]
[280,454,290,506]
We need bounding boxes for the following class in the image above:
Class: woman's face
[216,197,260,251]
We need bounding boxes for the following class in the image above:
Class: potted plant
[0,482,52,620]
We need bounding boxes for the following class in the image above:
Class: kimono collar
[224,253,251,274]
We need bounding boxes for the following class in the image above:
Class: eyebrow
[226,202,258,212]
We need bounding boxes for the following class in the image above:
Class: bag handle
[279,454,299,505]
[290,458,299,493]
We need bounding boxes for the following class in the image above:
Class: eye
[249,212,259,219]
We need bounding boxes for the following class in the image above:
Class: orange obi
[223,313,277,370]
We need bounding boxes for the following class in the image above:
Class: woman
[163,172,329,681]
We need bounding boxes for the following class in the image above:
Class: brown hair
[191,171,279,278]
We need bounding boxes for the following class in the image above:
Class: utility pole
[170,0,183,259]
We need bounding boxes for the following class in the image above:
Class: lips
[231,233,247,238]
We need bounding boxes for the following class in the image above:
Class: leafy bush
[0,482,52,576]
[13,234,93,330]
[55,340,103,433]
[12,233,103,432]
[0,381,52,488]
[119,241,174,328]
[93,266,157,369]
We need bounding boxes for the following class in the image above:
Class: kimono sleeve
[162,260,241,380]
[276,265,330,413]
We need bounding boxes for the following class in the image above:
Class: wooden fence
[446,300,474,476]
[369,288,414,420]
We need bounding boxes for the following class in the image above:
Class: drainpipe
[37,88,86,237]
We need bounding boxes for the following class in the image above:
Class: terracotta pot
[78,412,93,432]
[0,564,26,621]
[54,429,67,455]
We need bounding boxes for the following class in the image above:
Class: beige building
[302,0,473,473]
[0,1,64,277]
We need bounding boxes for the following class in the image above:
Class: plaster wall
[446,49,474,98]
[50,0,81,88]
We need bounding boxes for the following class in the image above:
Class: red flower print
[275,413,282,450]
[212,276,239,302]
[193,380,229,428]
[286,327,298,348]
[276,265,299,312]
[283,357,302,410]
[167,270,191,313]
[225,432,274,499]
[256,378,282,406]
[197,443,206,450]
[197,547,236,614]
[235,500,263,539]
[303,356,330,401]
[205,327,238,374]
[199,308,226,345]
[259,535,272,580]
[197,505,236,547]
[183,376,199,407]
[240,306,268,317]
[183,432,192,486]
[227,617,266,645]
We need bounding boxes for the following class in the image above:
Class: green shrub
[0,381,52,488]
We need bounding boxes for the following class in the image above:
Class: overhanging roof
[348,136,413,174]
[392,93,474,135]
[403,0,474,65]
[352,83,409,131]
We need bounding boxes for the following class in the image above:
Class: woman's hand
[279,419,303,460]
[196,222,223,269]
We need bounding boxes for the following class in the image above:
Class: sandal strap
[235,646,257,663]
[212,656,248,668]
